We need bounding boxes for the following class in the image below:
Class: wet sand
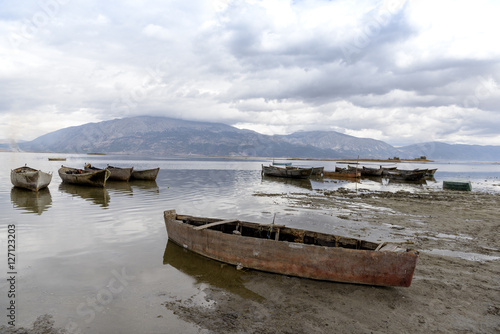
[163,189,500,333]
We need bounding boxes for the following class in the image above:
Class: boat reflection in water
[105,180,133,194]
[261,175,313,190]
[130,180,159,193]
[163,241,263,301]
[59,183,110,207]
[10,187,52,215]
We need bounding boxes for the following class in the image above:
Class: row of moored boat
[10,164,160,191]
[262,163,437,181]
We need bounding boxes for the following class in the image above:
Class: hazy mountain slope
[400,142,500,161]
[20,116,342,158]
[278,131,401,159]
[15,116,500,161]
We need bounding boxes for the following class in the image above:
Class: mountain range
[4,116,500,161]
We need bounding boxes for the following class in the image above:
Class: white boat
[11,166,52,191]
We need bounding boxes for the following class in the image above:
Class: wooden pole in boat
[268,213,276,239]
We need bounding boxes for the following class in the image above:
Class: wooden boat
[130,167,160,181]
[311,166,324,176]
[443,181,472,191]
[361,166,383,177]
[385,170,427,181]
[323,170,361,179]
[381,166,398,175]
[48,158,66,161]
[84,164,133,181]
[58,166,110,187]
[10,166,52,191]
[164,210,419,287]
[425,168,438,176]
[106,165,134,181]
[261,165,313,179]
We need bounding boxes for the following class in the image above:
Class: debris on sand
[0,314,66,334]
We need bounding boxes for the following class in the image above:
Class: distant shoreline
[283,158,434,163]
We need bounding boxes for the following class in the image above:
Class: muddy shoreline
[162,189,500,333]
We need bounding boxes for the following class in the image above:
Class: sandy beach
[3,189,499,333]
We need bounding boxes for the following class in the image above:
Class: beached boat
[164,210,419,287]
[361,166,384,177]
[381,166,398,175]
[385,170,427,181]
[59,166,110,187]
[261,165,313,179]
[425,168,438,176]
[311,166,324,176]
[10,166,52,191]
[443,181,472,191]
[130,167,160,181]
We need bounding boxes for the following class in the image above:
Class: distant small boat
[443,181,472,191]
[261,165,313,179]
[59,166,110,187]
[164,210,419,287]
[130,167,160,181]
[48,158,66,161]
[11,166,52,191]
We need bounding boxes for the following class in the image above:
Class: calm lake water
[1,152,499,333]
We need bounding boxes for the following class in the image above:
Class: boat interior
[176,215,380,251]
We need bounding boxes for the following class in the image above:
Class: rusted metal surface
[164,210,419,287]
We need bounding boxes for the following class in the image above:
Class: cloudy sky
[1,0,499,146]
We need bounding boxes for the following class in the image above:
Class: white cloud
[0,0,499,146]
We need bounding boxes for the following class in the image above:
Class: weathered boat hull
[311,167,324,176]
[443,181,472,191]
[385,170,427,181]
[58,166,110,187]
[106,166,134,181]
[11,166,52,191]
[130,167,160,181]
[261,165,313,179]
[164,210,418,287]
[361,166,383,176]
